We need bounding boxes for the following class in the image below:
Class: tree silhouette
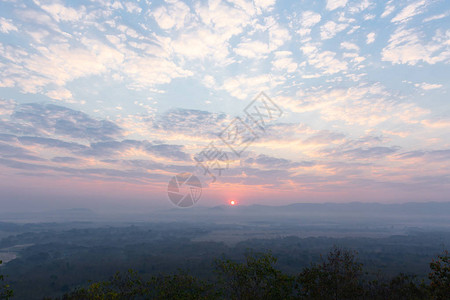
[297,246,364,299]
[56,247,450,300]
[215,250,294,300]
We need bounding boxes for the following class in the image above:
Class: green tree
[148,272,212,300]
[387,273,426,300]
[61,269,145,300]
[429,250,450,300]
[297,246,364,300]
[54,247,450,300]
[365,273,426,300]
[215,251,294,300]
[62,270,211,300]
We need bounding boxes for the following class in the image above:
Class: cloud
[348,0,372,14]
[0,142,46,162]
[281,83,429,127]
[391,0,427,23]
[340,42,359,51]
[297,11,321,36]
[161,0,256,64]
[423,12,449,23]
[245,154,313,169]
[16,8,62,32]
[272,51,297,73]
[254,0,276,12]
[0,103,197,184]
[26,30,50,44]
[320,21,348,40]
[0,133,16,142]
[1,0,450,203]
[18,136,89,152]
[0,157,49,171]
[153,108,229,138]
[266,16,291,51]
[366,32,375,44]
[301,44,348,75]
[0,114,195,190]
[83,140,190,161]
[0,119,41,136]
[124,2,142,14]
[122,54,193,90]
[12,103,122,141]
[381,2,395,18]
[202,75,216,88]
[235,15,290,57]
[0,99,16,116]
[303,130,346,145]
[382,27,450,65]
[414,82,443,90]
[1,39,125,93]
[317,134,400,161]
[301,11,321,26]
[340,146,399,159]
[37,1,86,22]
[45,87,73,101]
[51,156,82,163]
[397,149,450,162]
[170,28,232,61]
[151,0,191,30]
[0,17,18,33]
[1,14,192,93]
[221,74,273,99]
[235,40,270,58]
[0,156,169,184]
[421,119,450,128]
[326,0,348,11]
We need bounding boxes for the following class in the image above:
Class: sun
[229,200,236,206]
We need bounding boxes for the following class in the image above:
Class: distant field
[0,244,33,264]
[0,252,16,264]
[191,227,407,245]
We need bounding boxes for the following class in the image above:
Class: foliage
[365,273,427,300]
[60,270,212,300]
[1,228,449,300]
[53,247,450,300]
[148,272,213,299]
[3,225,450,298]
[215,251,295,299]
[0,261,13,300]
[61,269,147,300]
[297,246,364,299]
[429,250,450,299]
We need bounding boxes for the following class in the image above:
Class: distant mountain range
[1,202,449,226]
[156,202,450,226]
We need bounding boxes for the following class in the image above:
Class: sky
[0,0,449,211]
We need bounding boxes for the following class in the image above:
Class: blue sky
[0,0,449,211]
